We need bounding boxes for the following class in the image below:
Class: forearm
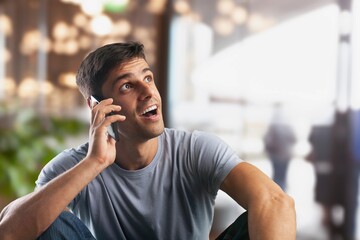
[220,162,296,240]
[248,191,296,239]
[0,157,105,240]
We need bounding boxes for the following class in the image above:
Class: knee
[38,212,71,239]
[37,211,94,240]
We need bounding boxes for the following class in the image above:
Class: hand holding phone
[90,96,121,142]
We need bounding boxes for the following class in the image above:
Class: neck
[114,137,158,170]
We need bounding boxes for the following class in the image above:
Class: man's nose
[138,82,153,100]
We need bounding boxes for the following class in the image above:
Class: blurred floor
[213,157,360,240]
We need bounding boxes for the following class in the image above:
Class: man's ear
[86,96,94,109]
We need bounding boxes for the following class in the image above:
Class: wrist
[81,156,109,177]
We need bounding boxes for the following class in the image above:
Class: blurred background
[0,0,359,239]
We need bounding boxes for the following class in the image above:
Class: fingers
[86,98,121,167]
[103,113,126,125]
[90,99,126,142]
[91,98,124,126]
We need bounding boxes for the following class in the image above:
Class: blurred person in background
[307,108,360,240]
[330,110,360,240]
[263,102,297,191]
[0,42,296,240]
[347,109,360,240]
[306,107,335,238]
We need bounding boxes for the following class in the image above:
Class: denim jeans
[37,211,95,240]
[38,211,249,240]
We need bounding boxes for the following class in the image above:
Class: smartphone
[90,95,120,142]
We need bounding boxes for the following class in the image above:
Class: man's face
[101,57,164,142]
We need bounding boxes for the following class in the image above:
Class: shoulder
[52,142,89,168]
[161,128,225,150]
[36,142,89,187]
[162,128,237,163]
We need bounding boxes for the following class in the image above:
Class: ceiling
[249,0,337,21]
[187,0,340,52]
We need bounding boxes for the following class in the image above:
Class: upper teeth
[141,105,157,115]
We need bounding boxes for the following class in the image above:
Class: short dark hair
[76,41,146,99]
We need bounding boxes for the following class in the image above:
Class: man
[0,42,296,239]
[264,103,296,191]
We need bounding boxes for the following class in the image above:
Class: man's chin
[116,120,164,141]
[149,124,165,138]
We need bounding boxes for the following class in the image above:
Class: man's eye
[120,83,132,91]
[144,76,152,83]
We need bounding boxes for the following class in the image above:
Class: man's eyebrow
[143,67,152,73]
[111,73,132,88]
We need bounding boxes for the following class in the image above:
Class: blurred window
[168,3,340,158]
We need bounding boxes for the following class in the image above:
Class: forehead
[112,57,149,74]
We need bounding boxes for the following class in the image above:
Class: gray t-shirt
[36,128,242,240]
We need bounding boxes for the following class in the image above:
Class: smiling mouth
[140,105,158,117]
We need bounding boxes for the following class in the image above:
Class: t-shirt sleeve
[191,131,243,195]
[35,146,86,208]
[36,152,74,187]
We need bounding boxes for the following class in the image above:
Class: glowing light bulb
[80,0,103,16]
[90,14,113,36]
